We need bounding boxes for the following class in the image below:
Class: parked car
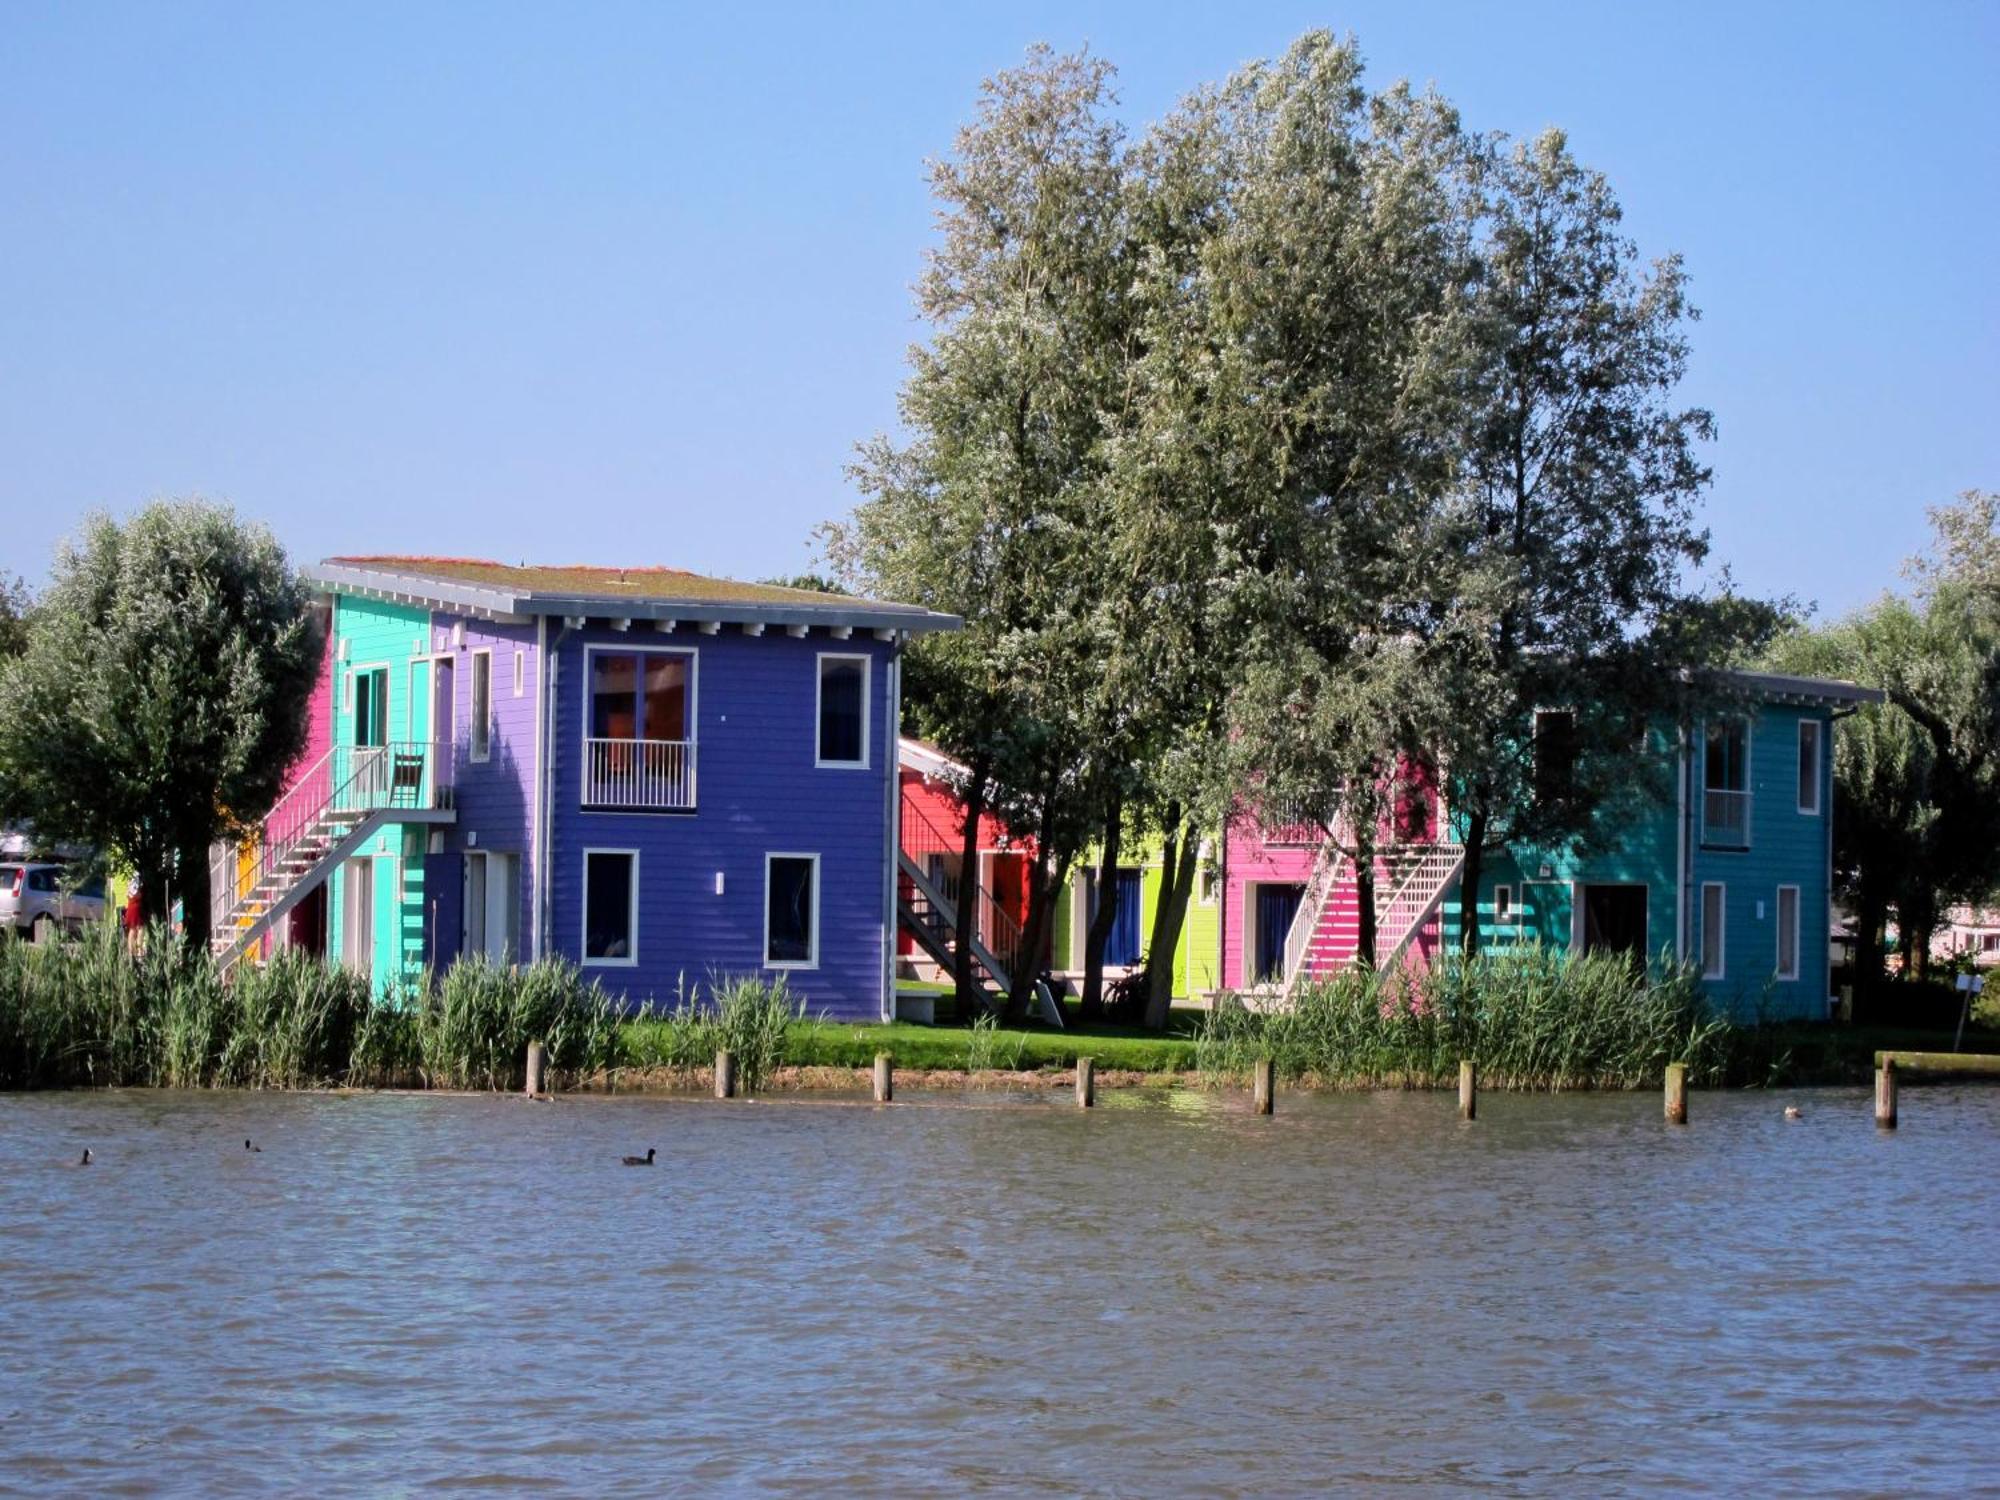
[0,863,108,941]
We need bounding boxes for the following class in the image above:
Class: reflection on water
[2,1084,1996,1493]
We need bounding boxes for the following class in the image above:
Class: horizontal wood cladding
[545,626,895,1018]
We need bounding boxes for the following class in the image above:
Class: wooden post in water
[1876,1056,1897,1130]
[1253,1057,1275,1116]
[1458,1059,1477,1121]
[873,1052,893,1104]
[715,1049,736,1100]
[1075,1055,1095,1109]
[1665,1062,1688,1125]
[524,1041,546,1097]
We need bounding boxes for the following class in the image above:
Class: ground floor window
[1250,881,1304,984]
[1494,885,1516,926]
[1775,884,1800,981]
[583,850,637,965]
[766,854,818,967]
[1700,882,1726,980]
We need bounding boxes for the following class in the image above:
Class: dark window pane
[819,659,865,763]
[1798,722,1819,810]
[1534,711,1576,805]
[767,857,814,962]
[1705,720,1746,792]
[643,656,688,742]
[585,852,634,960]
[591,654,638,741]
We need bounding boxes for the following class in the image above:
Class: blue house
[211,557,958,1021]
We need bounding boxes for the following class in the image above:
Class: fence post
[1875,1056,1897,1130]
[715,1049,736,1100]
[1665,1062,1688,1125]
[1458,1059,1477,1121]
[873,1052,893,1104]
[524,1041,546,1097]
[1253,1057,1275,1115]
[1075,1055,1095,1109]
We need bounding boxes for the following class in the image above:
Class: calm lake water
[2,1082,1996,1496]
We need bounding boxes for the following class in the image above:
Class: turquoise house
[1445,670,1880,1020]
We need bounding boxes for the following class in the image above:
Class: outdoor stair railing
[1276,833,1466,1005]
[1279,838,1349,1004]
[210,741,449,967]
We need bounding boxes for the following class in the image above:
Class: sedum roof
[305,555,959,634]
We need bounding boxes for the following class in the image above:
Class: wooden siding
[544,625,897,1020]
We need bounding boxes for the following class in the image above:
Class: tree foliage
[0,574,32,662]
[0,501,321,948]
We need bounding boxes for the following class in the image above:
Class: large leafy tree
[1420,129,1778,956]
[0,501,321,948]
[0,574,32,661]
[830,46,1132,1018]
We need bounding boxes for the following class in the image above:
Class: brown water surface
[1,1085,1996,1494]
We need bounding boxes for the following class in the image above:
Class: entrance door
[1581,884,1648,963]
[353,669,388,747]
[1254,882,1305,983]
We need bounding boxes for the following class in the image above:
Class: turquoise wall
[1443,708,1834,1023]
[326,594,433,996]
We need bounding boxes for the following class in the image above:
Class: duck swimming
[245,1139,261,1152]
[621,1148,656,1166]
[1783,1106,1803,1121]
[78,1149,92,1166]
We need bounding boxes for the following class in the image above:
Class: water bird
[1783,1106,1803,1121]
[245,1139,261,1152]
[621,1148,656,1167]
[78,1149,92,1166]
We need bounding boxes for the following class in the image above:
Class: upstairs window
[1702,718,1751,849]
[513,649,526,699]
[766,854,818,967]
[352,667,388,748]
[817,655,869,768]
[589,650,690,744]
[1533,710,1576,807]
[470,650,492,763]
[1797,720,1822,815]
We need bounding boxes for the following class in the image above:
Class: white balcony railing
[585,737,696,811]
[1702,788,1750,848]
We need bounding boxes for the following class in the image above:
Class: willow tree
[0,501,320,948]
[832,46,1133,1018]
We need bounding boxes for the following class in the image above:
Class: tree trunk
[1458,806,1490,960]
[952,764,991,1017]
[1078,800,1123,1021]
[1354,828,1379,970]
[137,851,173,928]
[174,834,213,952]
[1141,811,1200,1031]
[1854,885,1889,999]
[1006,847,1067,1024]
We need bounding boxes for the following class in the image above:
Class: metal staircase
[1274,834,1466,1005]
[210,742,453,971]
[896,794,1062,1027]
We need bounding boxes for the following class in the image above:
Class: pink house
[1218,762,1460,996]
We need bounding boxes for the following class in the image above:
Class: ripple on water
[0,1085,1996,1493]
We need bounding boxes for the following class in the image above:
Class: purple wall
[543,624,896,1020]
[428,615,541,970]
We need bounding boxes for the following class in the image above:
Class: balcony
[585,737,696,811]
[1702,788,1751,850]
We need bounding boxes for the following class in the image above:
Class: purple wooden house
[215,556,957,1021]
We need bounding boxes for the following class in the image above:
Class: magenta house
[210,557,957,1020]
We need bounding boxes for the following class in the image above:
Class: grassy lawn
[787,1014,1201,1074]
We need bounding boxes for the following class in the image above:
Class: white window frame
[814,652,872,770]
[1775,884,1800,981]
[513,648,526,699]
[579,643,701,810]
[469,648,493,763]
[580,847,640,968]
[764,851,821,970]
[1494,884,1515,926]
[1700,881,1726,981]
[1797,719,1822,816]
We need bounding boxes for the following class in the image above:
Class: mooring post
[715,1049,737,1100]
[1075,1055,1095,1109]
[1876,1056,1897,1130]
[873,1052,893,1104]
[524,1040,546,1098]
[1458,1059,1477,1121]
[1253,1057,1275,1116]
[1665,1062,1688,1125]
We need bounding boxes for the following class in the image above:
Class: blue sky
[2,2,1993,618]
